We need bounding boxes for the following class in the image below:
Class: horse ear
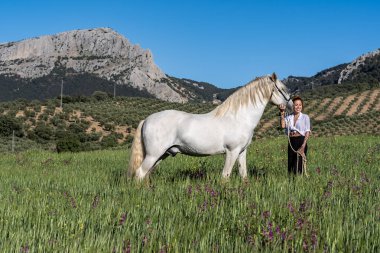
[270,72,277,82]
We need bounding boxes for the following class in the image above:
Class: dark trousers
[288,136,308,174]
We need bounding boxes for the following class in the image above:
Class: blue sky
[1,0,379,88]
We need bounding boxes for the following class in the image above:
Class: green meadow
[0,135,379,252]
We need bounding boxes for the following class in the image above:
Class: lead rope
[285,112,308,177]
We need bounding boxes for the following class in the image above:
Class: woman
[279,96,311,175]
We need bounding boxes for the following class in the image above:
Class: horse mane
[213,76,273,117]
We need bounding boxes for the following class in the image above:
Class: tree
[92,91,109,101]
[56,134,81,153]
[0,115,23,137]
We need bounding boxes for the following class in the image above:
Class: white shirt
[284,112,311,136]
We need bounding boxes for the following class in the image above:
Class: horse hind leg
[135,152,170,181]
[135,155,160,181]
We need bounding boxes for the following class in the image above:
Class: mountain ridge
[284,48,380,91]
[0,28,379,102]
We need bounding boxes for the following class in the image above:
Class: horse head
[269,73,293,111]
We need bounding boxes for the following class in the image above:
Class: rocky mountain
[0,28,224,102]
[283,48,380,91]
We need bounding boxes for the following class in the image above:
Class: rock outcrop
[338,49,380,84]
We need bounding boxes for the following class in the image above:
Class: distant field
[0,135,379,252]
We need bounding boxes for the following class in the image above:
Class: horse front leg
[222,149,240,178]
[238,149,247,179]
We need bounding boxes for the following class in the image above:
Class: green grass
[0,135,379,252]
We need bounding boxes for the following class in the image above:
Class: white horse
[128,73,293,180]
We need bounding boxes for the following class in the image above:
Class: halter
[272,80,292,105]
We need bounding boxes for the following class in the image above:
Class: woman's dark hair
[292,96,304,107]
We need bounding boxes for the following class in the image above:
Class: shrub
[103,122,115,131]
[68,122,87,134]
[56,134,81,153]
[33,123,54,141]
[100,134,118,148]
[25,110,36,118]
[92,91,109,101]
[0,115,23,137]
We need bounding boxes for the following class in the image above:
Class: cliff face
[338,49,380,84]
[0,28,187,102]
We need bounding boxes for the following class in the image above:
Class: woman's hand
[278,104,286,112]
[297,144,305,156]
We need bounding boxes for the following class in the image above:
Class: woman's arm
[302,115,311,147]
[279,105,286,128]
[298,131,310,155]
[302,131,310,147]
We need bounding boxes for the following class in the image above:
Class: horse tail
[127,120,145,178]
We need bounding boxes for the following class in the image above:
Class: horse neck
[233,96,270,128]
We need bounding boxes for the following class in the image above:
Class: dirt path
[347,90,371,116]
[333,94,356,116]
[359,89,380,114]
[35,106,47,119]
[16,110,25,118]
[85,115,104,134]
[315,97,343,121]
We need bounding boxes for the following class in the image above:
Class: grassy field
[0,135,379,252]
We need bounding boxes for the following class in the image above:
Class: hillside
[284,48,380,91]
[0,84,379,152]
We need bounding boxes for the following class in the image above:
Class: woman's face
[293,99,303,114]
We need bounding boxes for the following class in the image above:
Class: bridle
[271,79,292,107]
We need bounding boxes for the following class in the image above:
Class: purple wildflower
[303,240,308,251]
[141,235,148,246]
[360,173,369,184]
[323,191,331,198]
[70,196,77,208]
[262,210,271,219]
[281,231,287,241]
[268,229,274,241]
[311,231,318,248]
[92,195,100,209]
[296,218,304,229]
[299,202,307,213]
[119,213,127,226]
[287,202,295,213]
[20,244,29,253]
[122,240,131,253]
[331,167,339,176]
[187,186,192,195]
[247,235,255,245]
[159,245,168,253]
